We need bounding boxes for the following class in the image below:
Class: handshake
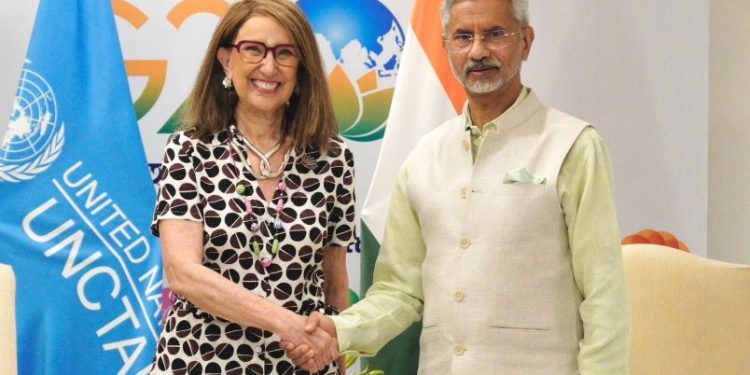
[280,311,342,373]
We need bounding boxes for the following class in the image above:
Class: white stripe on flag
[361,29,458,243]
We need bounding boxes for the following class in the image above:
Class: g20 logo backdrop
[115,0,404,145]
[298,0,404,141]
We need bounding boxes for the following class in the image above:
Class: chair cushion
[623,244,750,375]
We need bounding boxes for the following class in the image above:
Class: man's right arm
[332,163,427,356]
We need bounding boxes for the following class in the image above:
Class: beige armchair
[0,264,17,375]
[623,244,750,375]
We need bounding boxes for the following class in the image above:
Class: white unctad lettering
[23,198,75,242]
[63,161,92,188]
[138,265,162,296]
[100,203,126,226]
[97,295,141,336]
[44,230,103,279]
[109,220,150,264]
[123,236,150,264]
[138,266,163,318]
[109,220,137,247]
[102,334,147,375]
[90,197,113,215]
[78,266,121,310]
[76,178,110,210]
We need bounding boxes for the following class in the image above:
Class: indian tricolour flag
[359,0,466,373]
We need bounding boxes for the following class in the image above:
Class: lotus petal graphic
[300,0,404,142]
[329,66,395,142]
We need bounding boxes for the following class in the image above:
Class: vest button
[460,238,471,249]
[454,344,466,356]
[462,139,470,151]
[454,291,465,302]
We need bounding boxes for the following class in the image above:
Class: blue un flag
[0,1,162,374]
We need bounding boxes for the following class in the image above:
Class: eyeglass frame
[444,27,526,54]
[228,40,300,67]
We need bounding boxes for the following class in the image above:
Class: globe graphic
[298,0,405,141]
[1,68,59,164]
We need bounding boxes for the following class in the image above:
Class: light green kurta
[333,88,630,374]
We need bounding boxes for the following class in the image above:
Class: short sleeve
[325,141,356,248]
[150,132,204,236]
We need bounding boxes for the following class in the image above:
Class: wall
[0,0,39,142]
[526,0,709,254]
[708,0,750,263]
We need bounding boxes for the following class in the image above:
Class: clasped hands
[280,311,340,373]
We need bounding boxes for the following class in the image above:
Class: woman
[149,1,354,374]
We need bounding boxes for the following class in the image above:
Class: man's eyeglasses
[445,28,524,54]
[230,40,299,67]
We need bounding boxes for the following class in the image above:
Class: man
[287,0,630,373]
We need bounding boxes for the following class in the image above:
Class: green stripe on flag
[360,222,421,375]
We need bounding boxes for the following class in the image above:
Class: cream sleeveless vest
[404,92,589,374]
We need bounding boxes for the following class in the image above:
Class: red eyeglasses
[230,40,299,67]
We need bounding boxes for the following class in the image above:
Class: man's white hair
[440,0,529,34]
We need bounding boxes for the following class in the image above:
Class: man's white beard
[465,76,505,94]
[450,57,519,95]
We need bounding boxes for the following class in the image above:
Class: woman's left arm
[324,142,355,375]
[323,143,355,313]
[322,245,349,313]
[322,245,349,375]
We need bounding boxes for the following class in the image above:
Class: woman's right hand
[277,312,339,372]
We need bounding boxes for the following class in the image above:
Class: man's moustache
[464,60,501,74]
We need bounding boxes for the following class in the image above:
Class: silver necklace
[232,127,286,180]
[242,137,282,177]
[228,143,287,268]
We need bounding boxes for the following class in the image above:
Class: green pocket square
[503,167,547,185]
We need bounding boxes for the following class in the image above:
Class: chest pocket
[494,181,547,195]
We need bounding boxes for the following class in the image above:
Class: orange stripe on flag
[411,0,466,113]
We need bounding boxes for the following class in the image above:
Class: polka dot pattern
[149,129,355,374]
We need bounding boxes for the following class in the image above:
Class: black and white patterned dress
[149,126,355,375]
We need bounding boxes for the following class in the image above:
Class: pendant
[260,158,273,177]
[252,240,261,257]
[261,257,272,268]
[271,238,280,255]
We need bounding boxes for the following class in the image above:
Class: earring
[222,76,233,89]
